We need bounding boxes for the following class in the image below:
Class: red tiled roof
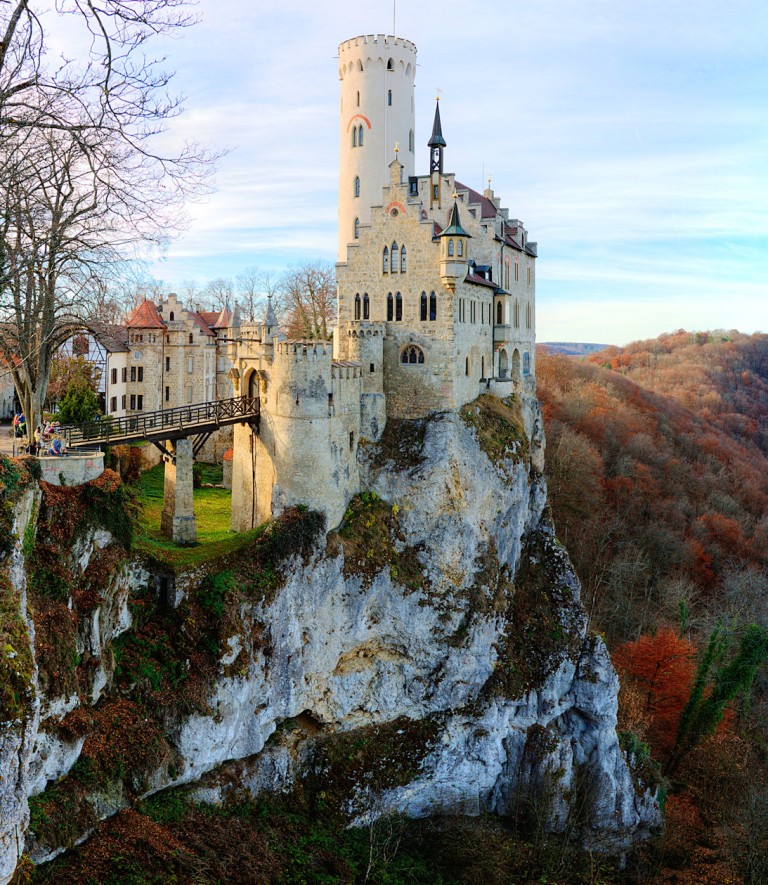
[199,311,219,326]
[455,181,497,219]
[125,299,166,329]
[433,221,443,237]
[213,307,231,329]
[465,273,498,290]
[188,312,215,337]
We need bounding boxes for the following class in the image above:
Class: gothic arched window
[358,125,364,146]
[400,345,425,365]
[387,58,394,70]
[400,245,407,272]
[523,351,531,376]
[420,292,427,321]
[429,291,437,321]
[382,246,389,273]
[169,311,175,321]
[447,239,454,257]
[363,293,370,320]
[354,293,361,320]
[391,242,399,274]
[387,292,393,321]
[395,292,402,322]
[352,127,357,148]
[457,239,463,257]
[354,176,360,197]
[354,217,360,239]
[496,300,503,325]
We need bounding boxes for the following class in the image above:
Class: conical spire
[264,294,278,328]
[441,198,471,238]
[428,99,447,148]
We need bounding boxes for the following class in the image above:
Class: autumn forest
[539,329,768,883]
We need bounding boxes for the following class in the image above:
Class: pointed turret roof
[440,200,471,238]
[125,299,166,329]
[428,99,447,148]
[263,294,278,327]
[213,302,231,329]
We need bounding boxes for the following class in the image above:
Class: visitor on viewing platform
[49,436,66,456]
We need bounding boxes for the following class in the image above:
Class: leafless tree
[277,261,336,340]
[201,276,233,312]
[0,1,216,437]
[236,266,279,323]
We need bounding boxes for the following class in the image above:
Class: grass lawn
[135,463,265,570]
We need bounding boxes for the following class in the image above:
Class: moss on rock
[490,523,585,699]
[460,395,530,480]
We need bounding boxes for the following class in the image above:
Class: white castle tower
[337,34,417,260]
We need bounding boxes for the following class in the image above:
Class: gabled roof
[189,312,215,337]
[125,299,166,329]
[454,181,497,219]
[199,310,220,326]
[92,324,129,353]
[465,273,499,290]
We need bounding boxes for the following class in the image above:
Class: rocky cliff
[0,396,660,881]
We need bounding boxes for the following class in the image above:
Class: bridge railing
[61,396,260,447]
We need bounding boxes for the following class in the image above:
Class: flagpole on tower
[393,0,396,36]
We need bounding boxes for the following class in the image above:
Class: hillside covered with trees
[538,330,768,883]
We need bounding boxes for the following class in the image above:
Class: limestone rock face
[0,396,660,879]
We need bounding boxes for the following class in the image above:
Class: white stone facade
[230,33,538,529]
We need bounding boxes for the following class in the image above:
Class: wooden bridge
[62,396,260,459]
[59,396,260,545]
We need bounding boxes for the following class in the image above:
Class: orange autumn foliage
[612,628,695,758]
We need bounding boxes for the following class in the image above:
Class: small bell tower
[439,194,471,291]
[428,98,446,209]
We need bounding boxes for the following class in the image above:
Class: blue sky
[122,0,767,345]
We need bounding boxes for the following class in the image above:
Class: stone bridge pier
[160,437,197,544]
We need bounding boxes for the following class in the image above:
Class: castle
[228,34,537,531]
